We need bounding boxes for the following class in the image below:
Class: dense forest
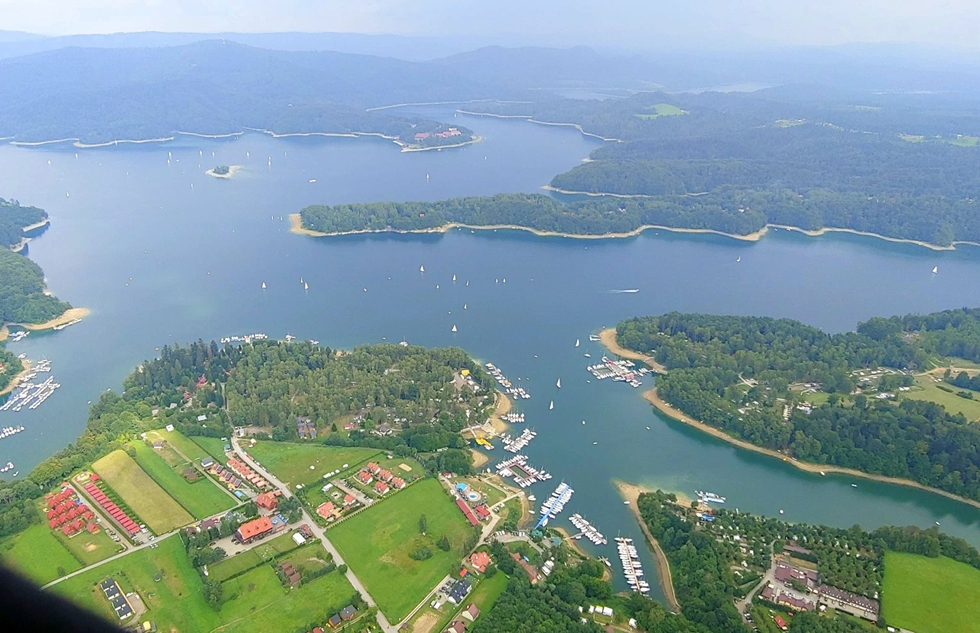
[635,489,980,632]
[0,247,72,325]
[616,309,980,500]
[0,346,23,393]
[0,41,493,144]
[299,192,769,237]
[0,198,48,249]
[467,91,980,246]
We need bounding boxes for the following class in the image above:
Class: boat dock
[1,362,61,412]
[502,428,536,453]
[569,513,607,545]
[616,537,650,594]
[535,482,573,528]
[587,356,650,388]
[495,454,551,487]
[485,362,531,400]
[219,332,268,344]
[500,412,525,423]
[0,425,26,440]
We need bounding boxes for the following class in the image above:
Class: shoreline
[205,165,243,179]
[396,136,483,153]
[613,480,681,613]
[21,219,50,233]
[767,224,980,252]
[601,330,980,512]
[599,328,667,373]
[489,392,512,435]
[543,185,652,199]
[288,215,769,243]
[367,99,532,113]
[644,386,980,512]
[12,307,91,332]
[470,448,489,470]
[455,109,622,142]
[0,359,31,398]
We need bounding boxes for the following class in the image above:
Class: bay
[3,109,980,598]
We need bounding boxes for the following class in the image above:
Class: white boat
[736,256,741,262]
[261,282,266,289]
[556,378,561,389]
[549,401,554,410]
[932,266,939,274]
[420,265,425,273]
[452,274,457,282]
[696,491,726,504]
[575,339,580,347]
[463,304,467,310]
[308,179,316,183]
[451,325,457,333]
[304,282,309,290]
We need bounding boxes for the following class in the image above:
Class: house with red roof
[256,491,279,512]
[391,477,406,489]
[378,469,393,482]
[343,494,356,506]
[366,462,381,475]
[374,481,389,495]
[356,470,373,485]
[469,551,491,574]
[317,502,337,520]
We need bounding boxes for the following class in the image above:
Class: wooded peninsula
[615,309,980,503]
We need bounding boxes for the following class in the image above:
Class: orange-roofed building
[470,551,491,573]
[256,492,279,511]
[235,516,274,543]
[317,502,337,520]
[374,481,389,495]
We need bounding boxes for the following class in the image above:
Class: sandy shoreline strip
[205,165,243,179]
[614,480,681,612]
[599,328,667,373]
[0,359,32,397]
[397,136,483,153]
[601,330,980,511]
[542,185,652,199]
[15,307,91,332]
[470,448,489,469]
[288,215,769,243]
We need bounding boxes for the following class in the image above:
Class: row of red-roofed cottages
[43,487,100,537]
[82,477,141,536]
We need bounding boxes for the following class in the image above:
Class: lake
[3,108,980,597]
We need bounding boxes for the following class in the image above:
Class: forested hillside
[616,310,980,500]
[470,91,980,246]
[0,247,71,325]
[0,41,493,143]
[0,198,47,249]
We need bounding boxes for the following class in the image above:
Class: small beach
[17,307,90,332]
[0,359,32,397]
[470,448,489,469]
[599,328,667,373]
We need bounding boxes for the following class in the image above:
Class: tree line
[617,309,980,500]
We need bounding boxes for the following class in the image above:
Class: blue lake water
[4,109,980,598]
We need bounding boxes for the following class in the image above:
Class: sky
[1,0,979,49]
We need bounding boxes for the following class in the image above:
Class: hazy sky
[1,0,979,49]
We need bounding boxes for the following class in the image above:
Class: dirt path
[614,480,681,613]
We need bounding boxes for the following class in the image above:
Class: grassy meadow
[92,450,193,533]
[882,552,980,633]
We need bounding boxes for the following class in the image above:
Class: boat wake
[610,289,640,294]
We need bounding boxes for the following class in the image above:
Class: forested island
[396,122,478,150]
[615,309,980,503]
[634,488,980,633]
[464,91,980,247]
[296,192,766,238]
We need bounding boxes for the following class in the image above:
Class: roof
[237,516,273,540]
[256,492,279,509]
[446,621,466,633]
[464,604,480,619]
[317,502,336,518]
[470,551,491,572]
[340,605,356,619]
[455,499,479,526]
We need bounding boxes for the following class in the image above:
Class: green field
[635,103,687,120]
[218,566,356,633]
[247,441,382,487]
[129,440,236,519]
[906,376,980,422]
[207,533,301,583]
[882,552,980,633]
[92,450,194,533]
[0,524,82,585]
[51,534,221,631]
[191,435,231,462]
[899,133,926,143]
[147,428,212,462]
[330,478,475,621]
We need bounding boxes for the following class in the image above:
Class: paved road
[230,437,396,633]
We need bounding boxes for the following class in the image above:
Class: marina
[569,513,608,545]
[219,332,269,344]
[616,537,650,593]
[8,330,29,343]
[485,362,531,400]
[536,482,574,528]
[494,454,551,488]
[587,356,649,387]
[501,428,536,453]
[2,359,60,413]
[696,491,726,504]
[52,318,82,331]
[0,461,14,474]
[499,412,525,423]
[0,426,26,440]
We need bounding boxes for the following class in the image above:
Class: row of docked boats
[219,332,268,344]
[569,513,607,545]
[536,482,574,528]
[1,375,60,412]
[501,428,536,453]
[616,537,650,593]
[495,454,551,488]
[586,357,650,388]
[695,490,726,504]
[500,412,525,423]
[485,362,531,400]
[0,426,26,440]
